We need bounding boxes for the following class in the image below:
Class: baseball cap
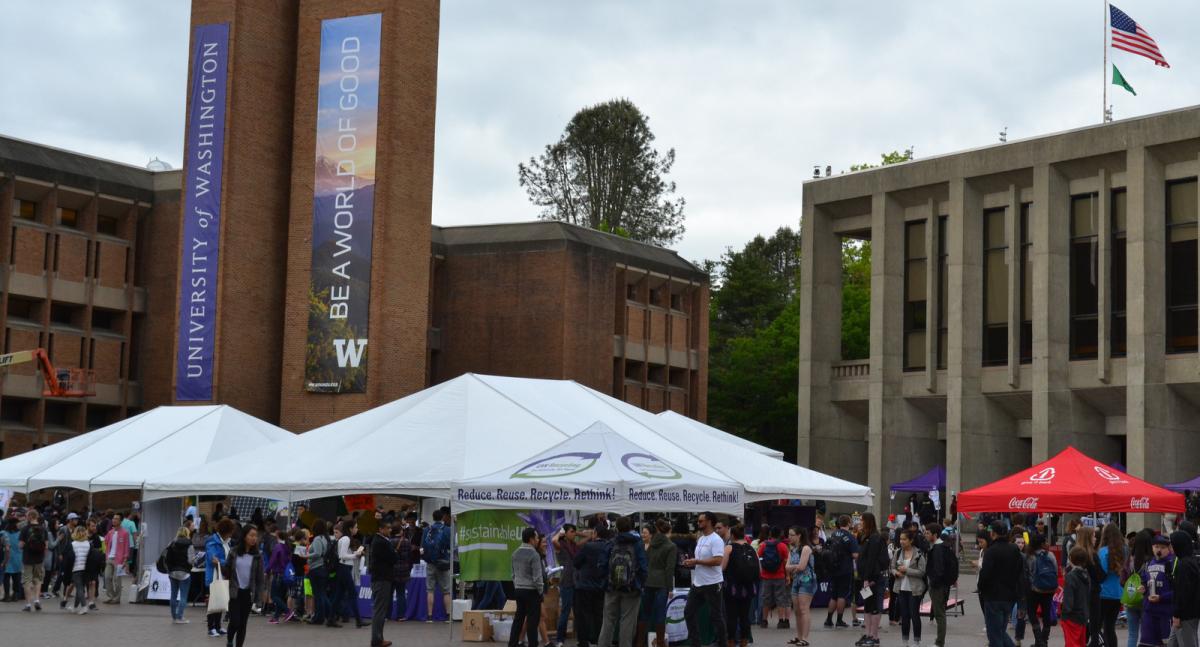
[66,512,79,520]
[1153,534,1171,546]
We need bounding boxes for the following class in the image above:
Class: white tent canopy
[656,410,785,460]
[0,405,292,493]
[143,374,872,507]
[454,421,744,515]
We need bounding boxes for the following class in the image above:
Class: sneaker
[283,610,296,623]
[251,604,262,614]
[76,606,88,615]
[836,620,851,629]
[209,628,220,637]
[824,618,834,628]
[268,617,279,624]
[22,604,31,612]
[88,603,97,610]
[783,619,791,629]
[34,601,41,611]
[856,635,870,646]
[217,628,227,636]
[426,619,434,624]
[60,599,67,609]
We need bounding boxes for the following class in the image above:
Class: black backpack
[85,546,105,577]
[156,547,170,574]
[323,535,339,568]
[25,526,46,558]
[728,543,760,586]
[608,542,638,592]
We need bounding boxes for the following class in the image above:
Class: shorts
[22,564,44,588]
[760,578,790,609]
[791,571,817,597]
[639,586,668,624]
[860,581,885,614]
[426,566,453,594]
[830,574,854,601]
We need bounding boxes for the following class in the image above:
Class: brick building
[0,139,708,451]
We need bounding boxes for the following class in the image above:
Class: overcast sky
[1,1,1197,263]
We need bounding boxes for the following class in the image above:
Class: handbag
[207,564,230,614]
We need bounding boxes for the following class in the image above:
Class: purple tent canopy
[890,465,946,493]
[1165,476,1200,493]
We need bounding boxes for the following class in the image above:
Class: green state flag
[1112,64,1136,96]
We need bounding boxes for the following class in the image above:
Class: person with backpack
[722,523,758,647]
[683,511,728,647]
[1096,523,1127,647]
[162,526,196,624]
[509,528,545,647]
[1124,530,1155,647]
[334,520,367,628]
[823,514,861,629]
[575,522,612,647]
[18,509,46,612]
[596,516,649,647]
[422,509,453,623]
[1023,533,1058,647]
[639,518,677,647]
[755,525,790,630]
[924,523,959,647]
[305,519,336,627]
[1138,535,1177,647]
[2,516,23,603]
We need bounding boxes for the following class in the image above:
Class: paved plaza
[0,572,1126,647]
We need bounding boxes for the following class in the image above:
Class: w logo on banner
[333,339,367,368]
[1028,467,1056,482]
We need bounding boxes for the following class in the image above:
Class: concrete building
[799,105,1200,515]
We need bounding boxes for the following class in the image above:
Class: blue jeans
[1126,606,1143,647]
[169,576,190,620]
[556,586,574,642]
[270,577,289,619]
[336,563,360,621]
[984,599,1017,647]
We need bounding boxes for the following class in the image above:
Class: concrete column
[1097,169,1112,382]
[799,197,857,479]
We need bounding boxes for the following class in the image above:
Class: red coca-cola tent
[958,446,1184,513]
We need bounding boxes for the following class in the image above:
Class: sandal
[787,640,803,646]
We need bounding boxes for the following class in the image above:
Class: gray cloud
[2,1,1196,263]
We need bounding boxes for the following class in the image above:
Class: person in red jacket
[101,513,131,604]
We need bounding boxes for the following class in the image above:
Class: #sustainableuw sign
[305,12,382,393]
[175,23,229,401]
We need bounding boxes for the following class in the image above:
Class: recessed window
[1019,204,1032,364]
[97,215,120,237]
[982,208,1008,366]
[1111,190,1127,357]
[626,284,638,302]
[1167,179,1199,353]
[1070,194,1099,359]
[13,199,36,221]
[904,220,927,371]
[6,296,37,321]
[57,208,78,228]
[670,293,684,311]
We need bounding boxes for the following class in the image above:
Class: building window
[13,199,35,221]
[626,284,638,302]
[1167,179,1199,353]
[1111,189,1127,357]
[982,208,1008,365]
[936,216,948,369]
[57,208,78,228]
[97,215,120,237]
[1020,204,1032,363]
[1070,194,1099,359]
[903,220,927,370]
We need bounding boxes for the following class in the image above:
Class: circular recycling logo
[511,452,602,479]
[622,453,682,480]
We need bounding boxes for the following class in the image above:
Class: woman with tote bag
[206,518,236,638]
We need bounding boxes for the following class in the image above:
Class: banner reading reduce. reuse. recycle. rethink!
[305,12,381,393]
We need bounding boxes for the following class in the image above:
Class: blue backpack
[423,525,451,571]
[1032,551,1057,592]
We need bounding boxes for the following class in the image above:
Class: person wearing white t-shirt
[682,512,728,647]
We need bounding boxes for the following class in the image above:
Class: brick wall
[4,329,40,376]
[92,338,123,383]
[96,240,126,288]
[12,226,46,274]
[55,234,87,281]
[278,0,439,431]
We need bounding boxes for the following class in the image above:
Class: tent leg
[449,512,456,640]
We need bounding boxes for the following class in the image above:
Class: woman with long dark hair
[890,529,926,647]
[1097,523,1127,647]
[786,526,815,646]
[1125,529,1154,647]
[1074,525,1103,647]
[222,525,262,647]
[335,520,366,627]
[855,513,887,646]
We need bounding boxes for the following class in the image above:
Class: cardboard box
[461,611,493,642]
[503,600,517,613]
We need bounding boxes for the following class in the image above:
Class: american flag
[1110,5,1170,68]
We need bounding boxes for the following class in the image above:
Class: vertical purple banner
[305,13,381,393]
[175,23,229,401]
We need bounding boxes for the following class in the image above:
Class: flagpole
[1102,1,1110,122]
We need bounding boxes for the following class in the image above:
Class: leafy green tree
[518,99,685,247]
[708,227,800,350]
[840,240,871,360]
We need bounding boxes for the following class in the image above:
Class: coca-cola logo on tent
[1009,496,1039,510]
[1131,497,1151,510]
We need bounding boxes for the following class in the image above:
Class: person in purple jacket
[1138,535,1177,647]
[266,530,293,624]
